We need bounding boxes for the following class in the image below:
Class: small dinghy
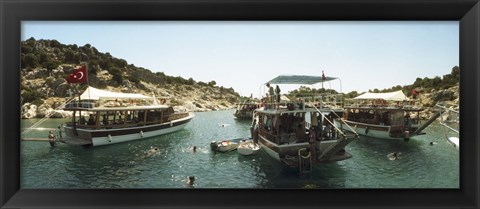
[210,138,241,153]
[447,137,459,149]
[237,139,260,156]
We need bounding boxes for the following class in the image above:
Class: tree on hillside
[22,53,39,68]
[110,67,123,85]
[208,81,216,87]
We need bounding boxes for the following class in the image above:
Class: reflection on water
[21,110,459,188]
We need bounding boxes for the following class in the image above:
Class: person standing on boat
[308,126,318,161]
[267,83,275,107]
[48,130,56,147]
[275,85,281,104]
[79,116,87,125]
[102,114,109,125]
[87,114,95,125]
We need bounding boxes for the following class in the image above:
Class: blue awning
[266,75,338,85]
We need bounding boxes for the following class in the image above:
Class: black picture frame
[1,0,479,208]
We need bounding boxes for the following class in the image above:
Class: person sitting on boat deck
[87,114,95,125]
[404,113,412,128]
[297,98,304,109]
[102,114,109,125]
[48,130,56,147]
[117,115,123,124]
[79,116,87,125]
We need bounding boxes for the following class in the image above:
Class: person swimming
[388,152,398,160]
[187,176,195,187]
[144,146,160,157]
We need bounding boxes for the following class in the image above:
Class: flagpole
[86,65,91,100]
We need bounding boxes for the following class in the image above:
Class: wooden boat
[233,101,259,119]
[336,91,439,140]
[58,86,194,147]
[237,139,260,155]
[253,75,358,171]
[210,138,242,152]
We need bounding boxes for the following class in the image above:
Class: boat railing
[66,112,191,130]
[344,98,423,110]
[259,129,298,145]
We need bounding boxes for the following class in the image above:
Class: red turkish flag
[66,66,87,83]
[322,70,326,81]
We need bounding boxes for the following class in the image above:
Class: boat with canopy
[336,90,439,140]
[58,86,194,147]
[252,74,358,172]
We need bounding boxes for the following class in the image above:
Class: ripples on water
[20,110,459,189]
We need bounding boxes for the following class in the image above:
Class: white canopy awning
[354,90,409,101]
[80,86,152,100]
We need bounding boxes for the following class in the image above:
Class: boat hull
[258,135,341,161]
[335,119,412,140]
[63,113,194,146]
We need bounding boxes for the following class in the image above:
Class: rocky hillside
[21,38,240,118]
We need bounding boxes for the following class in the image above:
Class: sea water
[20,109,459,188]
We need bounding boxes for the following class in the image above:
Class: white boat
[237,139,260,155]
[57,86,194,147]
[336,91,439,140]
[210,138,242,152]
[253,75,358,170]
[437,103,459,149]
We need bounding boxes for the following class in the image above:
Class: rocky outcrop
[417,85,459,120]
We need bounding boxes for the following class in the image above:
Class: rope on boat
[22,97,77,136]
[308,102,357,139]
[324,106,358,136]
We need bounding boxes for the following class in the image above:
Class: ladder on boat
[298,148,312,173]
[22,97,76,136]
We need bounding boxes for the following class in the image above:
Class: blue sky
[22,21,459,97]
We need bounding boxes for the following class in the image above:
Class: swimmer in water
[187,176,195,187]
[144,146,160,157]
[193,146,197,153]
[388,152,398,160]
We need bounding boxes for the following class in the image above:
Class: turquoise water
[20,110,459,188]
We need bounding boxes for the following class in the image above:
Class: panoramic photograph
[20,21,459,189]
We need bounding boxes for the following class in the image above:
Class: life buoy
[299,149,311,159]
